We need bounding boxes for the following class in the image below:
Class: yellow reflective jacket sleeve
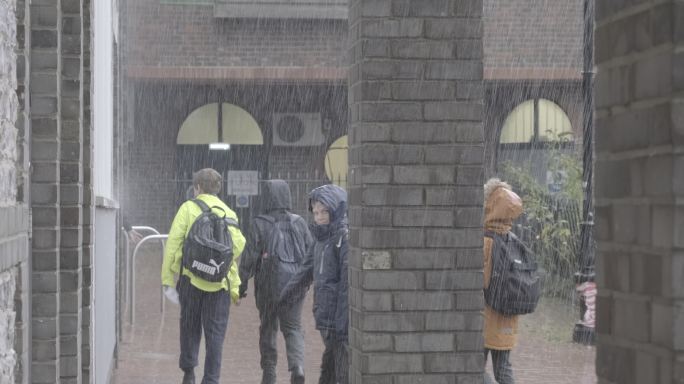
[161,195,246,303]
[227,225,246,302]
[161,202,190,287]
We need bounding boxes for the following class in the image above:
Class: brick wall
[60,0,84,381]
[27,0,93,381]
[594,1,684,383]
[29,0,63,379]
[122,0,583,79]
[123,0,347,70]
[483,0,583,78]
[347,0,485,381]
[81,0,93,380]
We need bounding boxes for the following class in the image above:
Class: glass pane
[538,99,573,141]
[221,103,264,145]
[500,100,535,143]
[176,103,219,144]
[324,135,347,189]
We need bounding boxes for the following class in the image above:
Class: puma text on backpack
[256,214,306,295]
[484,231,541,315]
[182,199,239,283]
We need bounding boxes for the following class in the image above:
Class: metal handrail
[131,226,161,236]
[123,225,163,315]
[129,234,168,324]
[121,228,131,309]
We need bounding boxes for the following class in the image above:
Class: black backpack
[182,199,239,282]
[255,214,307,295]
[484,231,541,315]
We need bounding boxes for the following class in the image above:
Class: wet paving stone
[114,249,596,383]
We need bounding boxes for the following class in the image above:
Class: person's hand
[164,286,179,305]
[239,285,247,299]
[127,229,143,245]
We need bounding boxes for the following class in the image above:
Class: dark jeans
[318,330,348,384]
[258,298,305,378]
[484,348,514,384]
[177,276,231,384]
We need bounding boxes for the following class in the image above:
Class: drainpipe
[573,0,596,345]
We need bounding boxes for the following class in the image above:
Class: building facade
[120,0,586,231]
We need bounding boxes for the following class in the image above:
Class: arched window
[176,103,263,145]
[324,135,347,189]
[500,99,573,144]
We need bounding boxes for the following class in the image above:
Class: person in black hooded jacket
[280,184,349,384]
[239,180,314,384]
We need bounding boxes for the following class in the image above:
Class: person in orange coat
[483,178,523,384]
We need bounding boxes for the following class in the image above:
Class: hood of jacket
[484,184,523,233]
[308,184,347,239]
[261,179,292,212]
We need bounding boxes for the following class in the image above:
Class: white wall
[93,0,113,199]
[94,208,117,384]
[92,0,117,383]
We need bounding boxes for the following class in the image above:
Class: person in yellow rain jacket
[161,168,246,384]
[483,178,523,384]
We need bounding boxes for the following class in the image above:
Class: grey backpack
[181,199,239,282]
[256,214,306,295]
[484,231,541,315]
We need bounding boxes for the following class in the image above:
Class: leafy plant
[500,143,583,300]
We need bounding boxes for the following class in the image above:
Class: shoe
[182,370,195,384]
[291,366,305,384]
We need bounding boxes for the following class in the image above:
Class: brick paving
[495,298,597,384]
[113,249,596,384]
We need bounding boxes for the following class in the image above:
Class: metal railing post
[125,226,162,315]
[121,228,131,309]
[129,234,168,325]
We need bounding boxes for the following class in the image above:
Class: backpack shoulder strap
[255,214,276,225]
[283,212,296,224]
[255,214,278,246]
[192,199,211,213]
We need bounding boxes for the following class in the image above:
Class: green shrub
[500,147,583,300]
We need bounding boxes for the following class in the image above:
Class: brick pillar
[29,0,62,382]
[59,0,83,381]
[80,0,93,380]
[347,0,485,382]
[594,2,684,383]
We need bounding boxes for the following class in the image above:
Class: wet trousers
[258,298,305,382]
[484,348,514,384]
[318,330,348,384]
[177,276,231,384]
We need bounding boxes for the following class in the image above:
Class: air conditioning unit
[273,113,326,146]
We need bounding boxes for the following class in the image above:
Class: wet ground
[112,248,596,384]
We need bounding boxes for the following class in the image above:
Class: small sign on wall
[235,195,249,208]
[226,171,259,196]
